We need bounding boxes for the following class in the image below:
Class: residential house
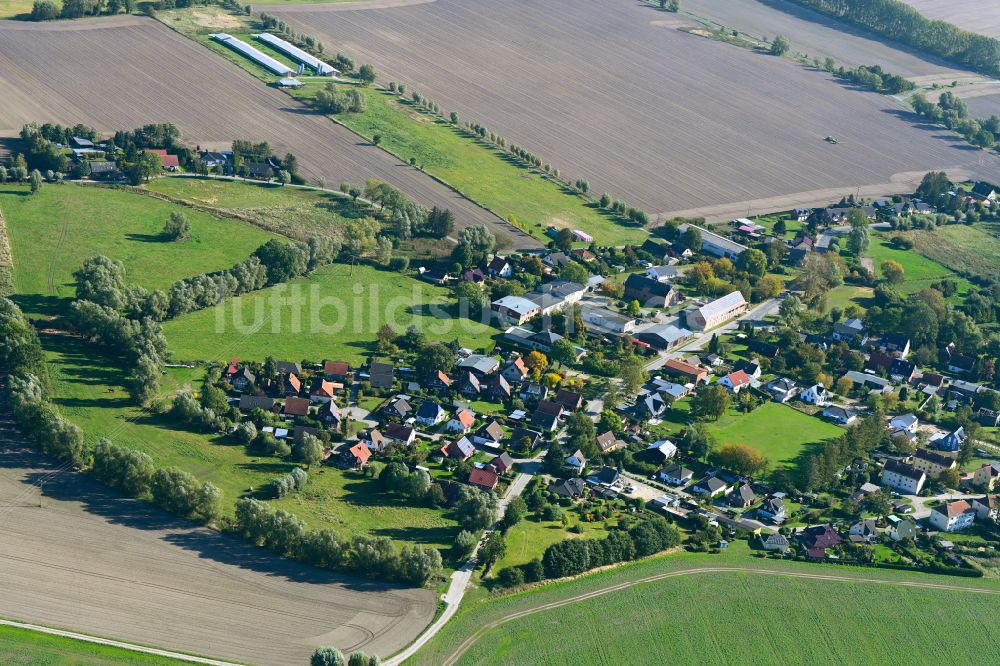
[542,251,571,268]
[415,401,447,427]
[879,333,911,358]
[799,524,842,551]
[283,396,311,418]
[639,239,671,261]
[447,409,476,434]
[942,344,977,375]
[588,466,620,488]
[145,149,180,171]
[582,307,637,334]
[310,379,339,403]
[663,358,708,384]
[244,162,273,180]
[369,362,395,389]
[456,372,482,398]
[849,519,879,543]
[440,436,476,460]
[692,476,730,497]
[474,420,505,447]
[971,181,997,201]
[647,265,679,282]
[366,429,386,452]
[757,497,786,523]
[931,427,968,453]
[476,454,508,478]
[973,462,1000,490]
[282,372,302,396]
[636,392,667,421]
[527,330,564,352]
[651,378,691,402]
[889,519,918,542]
[276,361,301,376]
[323,361,350,381]
[972,495,999,522]
[929,499,976,532]
[623,274,683,308]
[426,370,453,393]
[843,371,893,394]
[822,406,856,425]
[565,449,588,475]
[658,464,694,486]
[459,354,500,377]
[468,466,499,492]
[890,359,917,383]
[531,409,560,432]
[571,247,596,262]
[231,368,255,392]
[550,477,586,499]
[881,459,926,494]
[385,397,412,419]
[596,430,626,454]
[385,423,416,446]
[798,383,829,406]
[318,400,340,428]
[342,443,371,469]
[719,369,752,393]
[889,413,918,433]
[501,358,528,384]
[948,380,982,405]
[633,324,692,351]
[978,408,1000,427]
[487,256,512,278]
[866,350,893,374]
[554,389,583,411]
[767,378,798,403]
[293,426,318,445]
[746,339,780,359]
[520,382,548,402]
[483,375,512,401]
[685,291,748,331]
[199,151,228,169]
[728,483,756,508]
[239,394,274,412]
[646,440,678,462]
[761,534,790,553]
[832,318,866,343]
[508,427,541,451]
[912,448,956,479]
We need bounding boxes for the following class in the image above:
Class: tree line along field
[900,0,1000,39]
[412,544,1000,666]
[0,625,189,666]
[268,0,1000,219]
[681,0,970,79]
[0,15,536,249]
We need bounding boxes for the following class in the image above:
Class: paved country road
[438,565,1000,665]
[0,390,435,666]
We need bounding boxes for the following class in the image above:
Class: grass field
[43,332,461,553]
[0,0,33,19]
[162,262,499,364]
[866,237,973,295]
[0,625,188,665]
[494,515,611,573]
[0,183,275,317]
[899,223,1000,283]
[412,543,1000,665]
[827,284,873,310]
[708,402,844,470]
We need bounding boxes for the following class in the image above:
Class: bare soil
[0,16,537,248]
[0,414,434,665]
[900,0,1000,39]
[265,0,1000,220]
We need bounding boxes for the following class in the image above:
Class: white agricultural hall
[211,33,292,76]
[255,33,339,76]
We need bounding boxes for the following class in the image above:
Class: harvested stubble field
[0,15,537,249]
[268,0,1000,219]
[900,0,1000,39]
[683,0,969,79]
[0,439,435,665]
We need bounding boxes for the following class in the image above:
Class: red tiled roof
[726,369,751,387]
[312,380,335,398]
[287,373,302,393]
[283,396,310,416]
[324,360,349,376]
[455,409,475,428]
[348,442,371,464]
[469,466,499,490]
[144,148,179,168]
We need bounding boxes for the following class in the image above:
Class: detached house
[692,476,730,497]
[468,466,499,492]
[623,274,683,308]
[415,401,447,427]
[447,409,476,434]
[822,406,856,425]
[757,496,786,523]
[385,397,412,419]
[369,362,395,389]
[719,369,752,393]
[658,464,694,486]
[385,423,416,446]
[564,449,588,475]
[456,372,482,398]
[342,443,371,469]
[501,357,528,384]
[283,396,311,418]
[231,368,255,392]
[596,431,626,453]
[767,378,797,403]
[441,436,476,461]
[929,500,976,532]
[474,420,505,447]
[973,462,1000,490]
[483,375,512,401]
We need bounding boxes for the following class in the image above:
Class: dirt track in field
[901,0,1000,39]
[267,0,1000,220]
[0,422,434,665]
[0,15,538,249]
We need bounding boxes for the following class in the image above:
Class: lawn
[707,402,843,470]
[0,183,275,317]
[826,284,873,310]
[0,624,189,666]
[412,543,1000,666]
[147,177,368,242]
[899,223,1000,283]
[866,237,973,296]
[162,262,499,364]
[42,332,461,554]
[494,515,611,572]
[0,0,33,19]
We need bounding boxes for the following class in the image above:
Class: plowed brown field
[0,15,538,248]
[901,0,1000,39]
[267,0,1000,218]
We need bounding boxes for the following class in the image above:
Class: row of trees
[788,0,1000,77]
[30,0,134,21]
[912,92,999,150]
[232,498,443,585]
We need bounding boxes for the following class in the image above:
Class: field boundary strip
[438,565,1000,665]
[0,206,14,296]
[0,619,246,666]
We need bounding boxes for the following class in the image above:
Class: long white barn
[211,33,292,76]
[255,33,339,76]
